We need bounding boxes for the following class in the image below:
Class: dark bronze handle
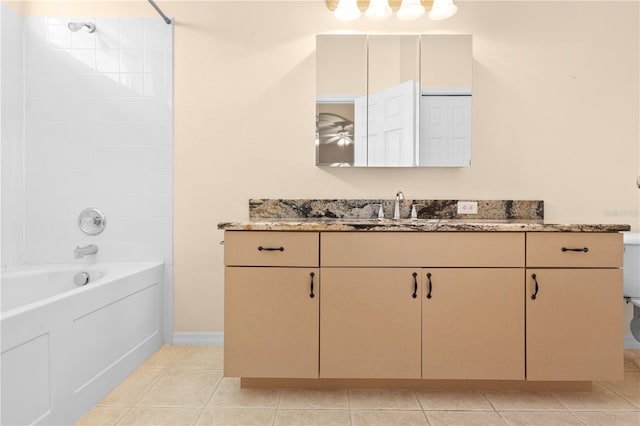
[412,272,417,299]
[426,273,432,299]
[531,273,539,300]
[258,246,284,252]
[309,272,315,298]
[562,247,589,253]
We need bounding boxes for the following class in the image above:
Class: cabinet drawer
[526,233,622,268]
[321,232,524,267]
[225,231,319,266]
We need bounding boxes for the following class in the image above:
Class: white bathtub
[1,263,164,425]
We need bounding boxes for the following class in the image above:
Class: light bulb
[396,0,425,21]
[429,0,458,21]
[333,0,361,21]
[365,0,392,21]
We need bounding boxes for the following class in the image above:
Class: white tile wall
[1,4,25,268]
[18,16,174,267]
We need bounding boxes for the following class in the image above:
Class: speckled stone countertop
[218,219,630,233]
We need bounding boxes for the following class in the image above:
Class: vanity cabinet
[525,233,623,381]
[320,232,525,380]
[223,229,624,384]
[224,231,320,378]
[320,268,422,379]
[422,268,524,380]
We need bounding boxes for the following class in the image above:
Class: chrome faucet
[74,244,98,259]
[393,191,405,219]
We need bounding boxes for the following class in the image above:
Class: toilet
[624,232,640,342]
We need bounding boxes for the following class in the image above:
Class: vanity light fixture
[396,0,425,21]
[333,0,362,21]
[428,0,458,21]
[327,0,457,21]
[365,0,393,21]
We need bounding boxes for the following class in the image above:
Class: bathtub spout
[74,244,98,259]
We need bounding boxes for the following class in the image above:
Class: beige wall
[11,1,640,334]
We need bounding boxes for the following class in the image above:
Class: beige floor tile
[499,411,583,426]
[116,407,201,425]
[278,389,348,409]
[425,411,506,425]
[624,350,640,372]
[416,390,493,411]
[349,389,421,410]
[136,370,222,408]
[551,384,638,411]
[483,391,566,411]
[275,409,350,426]
[141,345,191,369]
[208,377,280,409]
[573,411,640,426]
[75,406,130,425]
[98,369,165,407]
[600,372,640,407]
[624,361,640,372]
[351,410,428,425]
[196,408,275,426]
[172,346,224,371]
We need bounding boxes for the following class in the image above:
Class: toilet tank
[624,232,640,298]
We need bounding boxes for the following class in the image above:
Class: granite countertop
[218,219,630,233]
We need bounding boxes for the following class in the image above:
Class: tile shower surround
[1,4,25,267]
[4,15,174,266]
[1,11,174,340]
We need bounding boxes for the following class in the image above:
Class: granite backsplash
[249,199,544,221]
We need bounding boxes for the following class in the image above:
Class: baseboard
[624,335,640,349]
[172,331,224,346]
[171,331,637,350]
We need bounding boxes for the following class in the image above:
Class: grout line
[494,410,509,425]
[479,391,498,412]
[112,406,133,426]
[567,410,589,425]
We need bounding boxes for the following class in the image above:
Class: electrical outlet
[457,201,478,215]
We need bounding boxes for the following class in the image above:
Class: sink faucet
[74,244,98,259]
[394,191,405,219]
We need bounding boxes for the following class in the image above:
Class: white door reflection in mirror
[365,80,419,166]
[419,94,471,167]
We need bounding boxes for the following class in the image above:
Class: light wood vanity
[220,221,627,390]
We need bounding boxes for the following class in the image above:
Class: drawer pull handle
[412,272,418,299]
[561,247,589,253]
[531,273,539,300]
[426,273,433,299]
[309,272,315,298]
[258,246,284,252]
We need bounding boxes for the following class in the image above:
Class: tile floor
[77,346,640,426]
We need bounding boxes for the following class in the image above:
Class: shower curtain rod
[148,0,172,24]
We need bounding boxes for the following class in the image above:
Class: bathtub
[1,263,164,425]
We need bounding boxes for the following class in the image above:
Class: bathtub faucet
[74,244,98,259]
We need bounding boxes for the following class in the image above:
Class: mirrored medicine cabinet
[316,34,472,168]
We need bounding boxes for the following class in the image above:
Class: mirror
[316,35,367,167]
[316,34,472,167]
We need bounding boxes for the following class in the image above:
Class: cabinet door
[320,268,421,379]
[422,269,524,380]
[526,269,623,381]
[224,267,319,378]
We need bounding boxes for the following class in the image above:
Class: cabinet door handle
[412,272,418,299]
[531,273,539,300]
[426,273,432,299]
[309,272,315,298]
[561,247,589,253]
[258,246,284,252]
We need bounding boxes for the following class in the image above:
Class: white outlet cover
[457,201,478,215]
